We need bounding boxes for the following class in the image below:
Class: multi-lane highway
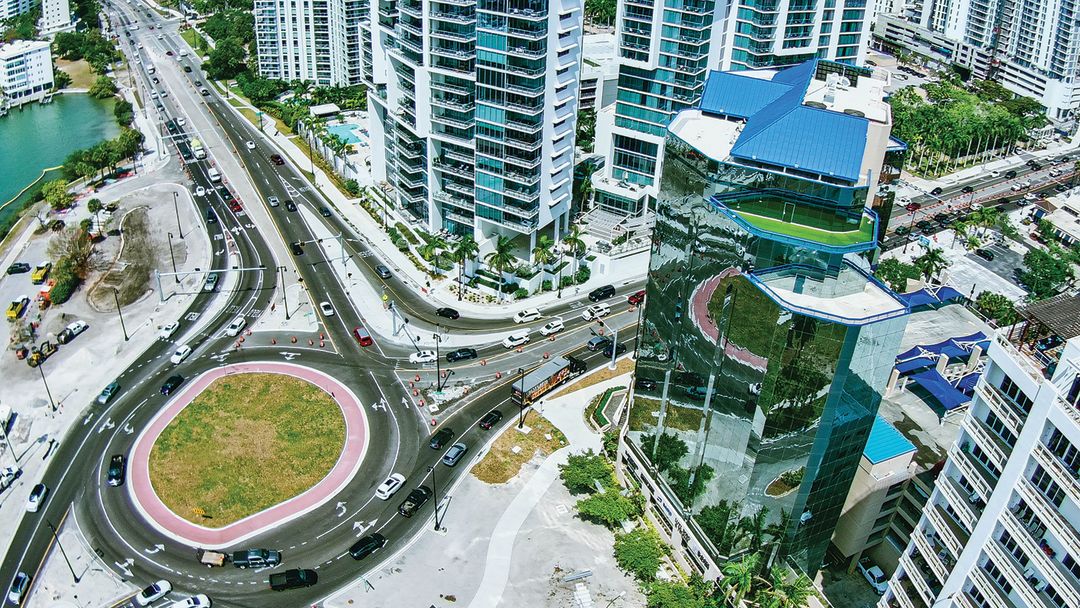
[0,3,647,607]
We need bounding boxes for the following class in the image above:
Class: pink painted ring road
[127,361,369,549]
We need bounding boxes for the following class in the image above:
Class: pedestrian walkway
[25,511,134,608]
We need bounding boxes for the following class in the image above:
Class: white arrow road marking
[353,519,378,536]
[336,501,347,517]
[123,424,134,435]
[144,544,164,554]
[281,351,301,360]
[98,419,115,433]
[114,558,134,577]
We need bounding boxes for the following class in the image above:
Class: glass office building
[619,59,909,577]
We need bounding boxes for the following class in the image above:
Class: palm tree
[579,176,595,211]
[419,234,447,278]
[915,247,948,282]
[719,553,760,608]
[951,220,970,248]
[532,234,556,276]
[755,566,813,608]
[485,235,517,301]
[451,235,479,301]
[562,224,587,276]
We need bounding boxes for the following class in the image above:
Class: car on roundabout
[446,347,477,362]
[107,455,126,487]
[246,140,256,151]
[409,350,437,364]
[397,486,432,518]
[429,427,455,449]
[375,473,406,500]
[319,301,335,316]
[478,409,503,429]
[25,484,48,513]
[134,580,172,606]
[435,307,460,320]
[353,327,373,347]
[97,381,121,405]
[170,344,193,365]
[7,572,30,606]
[167,595,211,608]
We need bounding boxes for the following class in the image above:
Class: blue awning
[955,372,981,394]
[896,286,965,309]
[910,369,972,410]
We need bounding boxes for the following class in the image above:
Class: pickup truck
[0,466,21,494]
[31,263,51,285]
[232,548,281,569]
[269,568,317,591]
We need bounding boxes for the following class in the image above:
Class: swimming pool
[325,123,362,144]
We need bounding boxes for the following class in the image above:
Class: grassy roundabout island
[148,373,346,527]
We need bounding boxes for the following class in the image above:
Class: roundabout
[127,362,369,548]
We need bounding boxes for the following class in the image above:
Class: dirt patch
[89,207,159,309]
[627,396,702,433]
[56,59,95,89]
[549,357,635,400]
[472,414,567,484]
[148,373,346,527]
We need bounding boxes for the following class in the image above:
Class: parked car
[502,330,530,349]
[57,320,89,344]
[7,572,29,605]
[513,308,541,324]
[170,344,193,365]
[435,307,460,320]
[397,485,433,517]
[320,207,332,217]
[353,327,373,347]
[429,428,455,449]
[930,186,944,196]
[349,534,387,561]
[441,442,468,467]
[375,265,392,280]
[588,284,616,301]
[107,454,126,487]
[961,185,974,194]
[857,557,888,594]
[634,377,657,391]
[409,350,437,364]
[25,483,48,513]
[161,374,184,396]
[539,319,565,336]
[375,473,406,500]
[446,347,478,362]
[97,381,121,405]
[6,262,30,275]
[975,248,995,261]
[478,409,503,430]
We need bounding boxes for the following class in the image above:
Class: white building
[579,33,617,112]
[880,313,1080,608]
[254,0,365,86]
[874,0,1080,124]
[0,0,31,22]
[39,0,76,38]
[0,40,55,107]
[362,0,584,267]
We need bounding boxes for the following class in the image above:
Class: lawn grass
[733,209,875,247]
[472,414,568,484]
[179,28,209,54]
[56,59,95,89]
[549,357,636,400]
[627,396,703,433]
[148,373,345,527]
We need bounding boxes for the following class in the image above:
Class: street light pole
[433,327,443,392]
[172,191,184,238]
[38,363,56,412]
[427,464,442,532]
[112,288,128,341]
[167,233,179,283]
[278,266,291,320]
[556,248,565,299]
[46,519,79,584]
[517,367,526,428]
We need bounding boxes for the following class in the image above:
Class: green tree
[1021,247,1073,300]
[647,580,711,608]
[559,449,612,495]
[576,491,638,529]
[113,99,134,126]
[204,37,247,80]
[668,464,714,505]
[451,235,479,301]
[1037,218,1057,243]
[719,553,761,607]
[88,75,117,99]
[41,179,73,210]
[975,291,1017,325]
[697,501,746,556]
[584,0,616,24]
[343,179,360,196]
[754,566,813,608]
[484,235,517,301]
[613,527,665,583]
[562,224,587,274]
[532,233,556,274]
[641,432,687,473]
[52,69,72,90]
[418,234,447,278]
[914,247,948,281]
[576,109,596,153]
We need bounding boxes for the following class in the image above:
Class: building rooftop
[0,39,50,59]
[864,415,917,464]
[750,261,908,326]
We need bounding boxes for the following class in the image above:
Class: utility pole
[428,465,442,532]
[278,266,290,320]
[517,368,526,428]
[46,520,79,583]
[433,326,443,392]
[172,191,184,238]
[38,363,56,412]
[113,288,128,341]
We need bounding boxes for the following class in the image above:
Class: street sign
[918,236,931,247]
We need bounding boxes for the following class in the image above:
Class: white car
[502,330,530,349]
[167,594,211,608]
[969,202,983,211]
[25,483,48,513]
[159,321,180,340]
[319,301,335,316]
[170,344,193,365]
[513,308,541,324]
[224,316,247,337]
[159,90,168,98]
[990,170,1001,178]
[539,319,565,336]
[374,473,406,500]
[409,350,437,364]
[857,557,888,595]
[134,580,173,606]
[581,303,611,321]
[7,572,29,606]
[156,34,163,40]
[1024,192,1038,202]
[66,319,89,337]
[177,117,186,127]
[245,140,256,151]
[194,185,205,197]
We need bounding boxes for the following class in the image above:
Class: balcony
[506,45,546,59]
[899,553,935,606]
[962,417,1009,470]
[502,168,539,185]
[507,25,548,40]
[444,209,474,225]
[431,10,474,23]
[432,95,475,112]
[912,529,951,583]
[432,112,475,130]
[936,474,981,530]
[924,503,966,557]
[433,160,474,179]
[431,127,475,147]
[397,35,423,54]
[951,443,998,496]
[443,181,474,197]
[1033,442,1080,503]
[505,81,544,96]
[505,98,544,113]
[502,63,546,77]
[397,20,422,37]
[971,566,1013,608]
[1019,476,1080,562]
[1003,507,1080,606]
[442,148,474,164]
[975,383,1026,435]
[891,576,923,608]
[431,80,472,96]
[431,28,476,42]
[431,45,475,60]
[434,190,475,210]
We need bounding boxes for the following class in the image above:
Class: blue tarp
[896,286,965,308]
[895,332,988,373]
[910,369,972,410]
[955,372,981,393]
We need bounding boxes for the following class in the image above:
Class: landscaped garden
[148,373,346,527]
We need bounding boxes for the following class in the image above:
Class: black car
[916,220,935,233]
[1005,170,1018,179]
[602,342,627,358]
[894,225,910,236]
[285,200,297,212]
[588,284,616,301]
[435,307,460,320]
[634,377,657,391]
[478,409,503,430]
[270,154,285,165]
[320,207,332,217]
[290,241,304,256]
[446,347,478,363]
[1056,184,1070,192]
[930,187,944,196]
[181,149,194,161]
[269,568,318,591]
[397,486,433,517]
[6,262,31,274]
[961,185,974,194]
[975,248,995,261]
[107,454,126,487]
[349,534,386,560]
[183,65,192,72]
[429,428,455,449]
[161,374,184,395]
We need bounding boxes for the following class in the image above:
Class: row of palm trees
[718,553,814,608]
[951,206,1019,250]
[414,226,590,301]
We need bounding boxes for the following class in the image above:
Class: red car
[230,202,243,212]
[270,154,285,166]
[353,327,373,347]
[627,290,646,305]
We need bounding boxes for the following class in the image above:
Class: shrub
[613,528,665,583]
[344,179,360,195]
[513,287,529,300]
[541,279,552,292]
[559,450,613,495]
[576,491,637,529]
[49,272,80,305]
[560,275,574,288]
[574,267,591,284]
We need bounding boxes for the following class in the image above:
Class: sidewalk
[323,371,644,608]
[899,137,1080,195]
[219,92,648,318]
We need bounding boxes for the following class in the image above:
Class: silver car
[441,442,468,467]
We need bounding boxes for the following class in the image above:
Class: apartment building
[587,0,875,220]
[362,0,583,264]
[254,0,365,86]
[874,0,1080,123]
[881,311,1080,608]
[39,0,76,38]
[0,40,55,106]
[618,59,908,579]
[0,0,30,22]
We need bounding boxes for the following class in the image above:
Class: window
[982,558,1012,595]
[1031,465,1065,507]
[999,376,1033,412]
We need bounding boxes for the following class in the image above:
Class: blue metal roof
[863,416,916,465]
[695,60,870,183]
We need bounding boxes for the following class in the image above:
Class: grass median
[148,373,346,527]
[472,414,567,484]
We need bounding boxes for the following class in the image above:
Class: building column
[529,230,537,264]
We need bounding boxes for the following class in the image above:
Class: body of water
[0,94,119,227]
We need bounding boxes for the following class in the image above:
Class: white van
[513,308,541,324]
[502,330,530,349]
[207,167,221,182]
